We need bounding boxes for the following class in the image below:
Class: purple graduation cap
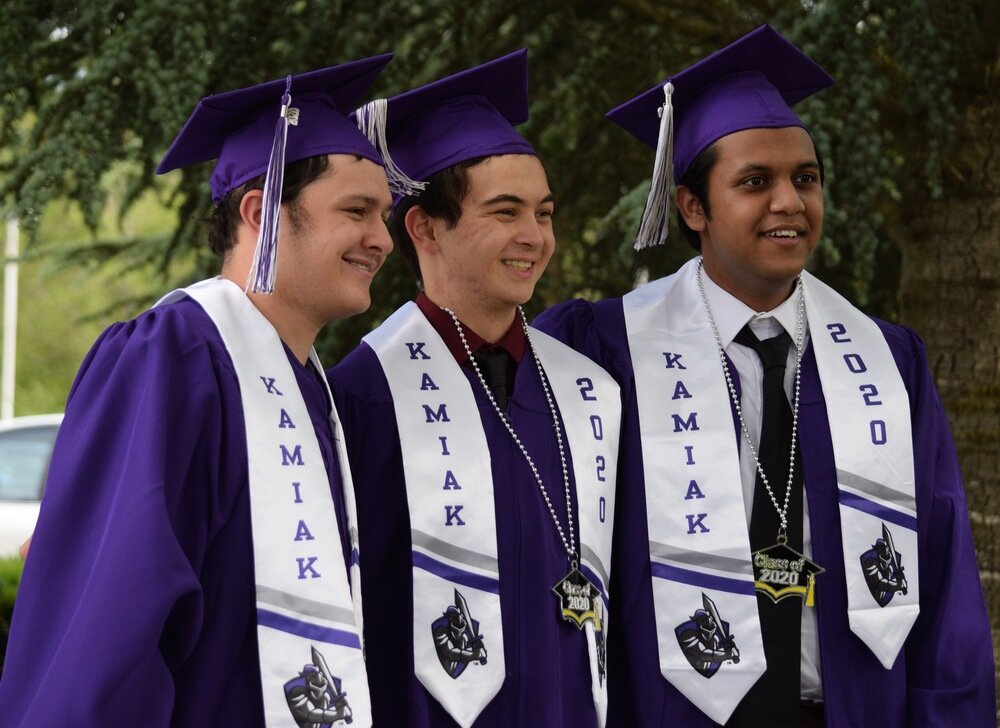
[606,25,834,249]
[157,54,393,293]
[354,49,536,198]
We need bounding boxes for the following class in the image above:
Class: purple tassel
[247,76,297,294]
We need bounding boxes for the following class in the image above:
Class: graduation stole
[365,302,619,728]
[158,278,371,726]
[624,259,918,723]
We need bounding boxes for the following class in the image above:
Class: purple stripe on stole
[839,490,918,531]
[650,562,756,596]
[412,551,501,594]
[350,548,360,567]
[257,608,361,649]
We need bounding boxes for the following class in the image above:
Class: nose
[770,178,806,216]
[514,213,547,248]
[367,218,394,256]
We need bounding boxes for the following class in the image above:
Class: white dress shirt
[700,270,823,701]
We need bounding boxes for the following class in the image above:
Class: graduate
[329,50,621,727]
[535,25,995,728]
[0,57,395,726]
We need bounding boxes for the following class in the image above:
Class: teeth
[768,230,799,238]
[504,260,532,271]
[348,260,373,272]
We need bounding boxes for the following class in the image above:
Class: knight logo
[283,646,353,726]
[674,593,741,678]
[860,522,909,607]
[432,588,488,678]
[595,622,607,686]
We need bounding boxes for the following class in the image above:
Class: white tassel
[355,98,427,197]
[247,77,297,294]
[634,81,674,250]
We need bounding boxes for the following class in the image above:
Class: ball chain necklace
[696,259,824,606]
[442,305,602,630]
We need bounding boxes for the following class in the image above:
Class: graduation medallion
[553,567,603,631]
[752,539,824,606]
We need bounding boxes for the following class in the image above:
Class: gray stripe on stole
[648,540,753,577]
[580,544,610,592]
[837,469,915,510]
[411,528,499,574]
[257,585,357,626]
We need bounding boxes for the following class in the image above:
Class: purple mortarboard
[606,25,834,249]
[353,49,535,198]
[157,54,393,292]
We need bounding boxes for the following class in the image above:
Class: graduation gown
[534,296,995,727]
[0,297,350,726]
[329,326,597,727]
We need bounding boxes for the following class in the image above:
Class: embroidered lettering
[870,420,887,445]
[278,408,295,429]
[685,480,705,500]
[684,445,695,465]
[296,557,321,579]
[576,377,597,401]
[672,381,692,400]
[423,403,450,423]
[672,412,699,432]
[686,513,710,534]
[859,384,883,406]
[294,520,315,541]
[420,373,440,391]
[406,342,431,360]
[844,353,867,374]
[662,352,687,369]
[290,481,303,503]
[826,322,852,343]
[443,470,462,490]
[596,455,607,482]
[260,376,283,395]
[439,436,451,456]
[280,444,304,466]
[445,505,466,526]
[599,496,607,523]
[590,415,604,440]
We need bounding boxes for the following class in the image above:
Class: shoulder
[327,341,392,406]
[868,316,930,387]
[534,296,631,384]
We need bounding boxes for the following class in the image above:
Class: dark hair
[388,157,488,285]
[674,132,825,252]
[205,154,331,257]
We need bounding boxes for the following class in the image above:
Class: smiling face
[272,154,393,325]
[416,154,555,338]
[677,126,824,311]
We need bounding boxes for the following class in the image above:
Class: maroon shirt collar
[415,292,526,364]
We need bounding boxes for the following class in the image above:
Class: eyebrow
[734,160,820,176]
[481,193,556,206]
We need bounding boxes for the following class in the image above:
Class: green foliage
[0,0,988,370]
[0,556,24,677]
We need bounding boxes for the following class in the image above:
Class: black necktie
[727,324,804,728]
[473,347,512,410]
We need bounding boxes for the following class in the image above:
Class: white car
[0,414,63,557]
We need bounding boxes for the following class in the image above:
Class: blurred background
[0,0,996,701]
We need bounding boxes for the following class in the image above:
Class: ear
[404,205,439,254]
[676,186,707,232]
[238,188,265,237]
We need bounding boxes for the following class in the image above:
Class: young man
[329,50,621,727]
[0,58,395,726]
[536,25,994,728]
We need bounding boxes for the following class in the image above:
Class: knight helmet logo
[283,645,353,726]
[674,593,741,678]
[432,588,488,678]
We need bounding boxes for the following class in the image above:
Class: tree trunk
[898,92,1000,711]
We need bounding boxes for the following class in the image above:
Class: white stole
[158,278,371,726]
[365,302,619,727]
[624,258,919,723]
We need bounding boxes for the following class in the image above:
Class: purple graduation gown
[0,297,350,726]
[534,296,995,728]
[329,332,597,727]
